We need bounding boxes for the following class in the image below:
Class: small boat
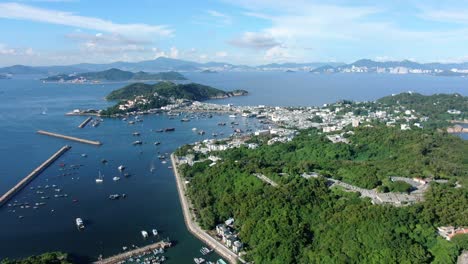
[101,159,108,164]
[81,153,87,157]
[141,230,149,238]
[96,171,104,183]
[76,218,84,229]
[152,229,158,236]
[118,165,125,171]
[155,129,164,133]
[164,128,175,132]
[198,130,205,135]
[132,141,143,145]
[154,141,161,145]
[192,128,197,131]
[113,176,120,181]
[218,122,226,126]
[194,258,205,264]
[229,114,237,118]
[109,194,120,200]
[132,132,140,136]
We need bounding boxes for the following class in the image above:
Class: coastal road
[171,154,240,264]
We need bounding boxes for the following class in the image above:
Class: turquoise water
[0,73,466,262]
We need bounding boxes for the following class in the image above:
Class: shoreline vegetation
[0,252,72,264]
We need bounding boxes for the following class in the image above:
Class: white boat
[194,258,205,264]
[113,176,120,181]
[141,230,148,238]
[76,218,84,229]
[192,128,197,131]
[118,165,125,171]
[229,114,237,118]
[96,171,104,183]
[152,229,158,236]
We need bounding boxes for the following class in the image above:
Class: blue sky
[0,0,468,66]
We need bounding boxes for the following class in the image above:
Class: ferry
[141,230,149,238]
[118,165,125,171]
[152,229,158,236]
[76,218,84,229]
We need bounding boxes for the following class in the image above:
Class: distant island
[0,73,12,79]
[41,68,187,83]
[100,81,248,116]
[201,69,218,73]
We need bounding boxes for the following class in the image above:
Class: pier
[93,241,171,264]
[78,117,93,128]
[0,145,71,206]
[171,154,242,264]
[37,130,102,145]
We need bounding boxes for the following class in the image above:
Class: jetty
[447,125,468,134]
[0,145,71,206]
[171,154,242,264]
[37,130,102,145]
[93,241,171,264]
[78,117,93,128]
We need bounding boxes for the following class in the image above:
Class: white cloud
[169,47,179,58]
[0,43,17,55]
[150,47,179,59]
[229,32,280,50]
[0,2,173,38]
[420,9,468,24]
[216,51,228,57]
[206,10,232,25]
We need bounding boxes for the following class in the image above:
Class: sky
[1,0,468,66]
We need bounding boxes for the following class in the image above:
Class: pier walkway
[78,117,93,128]
[0,145,71,206]
[93,241,171,264]
[171,154,241,264]
[37,130,102,145]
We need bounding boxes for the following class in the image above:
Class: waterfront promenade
[171,154,240,264]
[93,241,171,264]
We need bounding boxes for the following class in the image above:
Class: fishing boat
[194,258,205,264]
[96,171,104,183]
[154,141,161,145]
[76,218,84,229]
[164,127,175,132]
[109,194,120,200]
[152,229,158,236]
[141,230,149,238]
[113,176,120,181]
[132,140,143,145]
[118,165,125,171]
[132,132,140,136]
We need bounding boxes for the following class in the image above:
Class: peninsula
[100,81,248,116]
[42,68,187,83]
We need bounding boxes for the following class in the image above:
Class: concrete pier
[0,145,71,206]
[93,241,171,264]
[37,130,102,145]
[78,117,93,128]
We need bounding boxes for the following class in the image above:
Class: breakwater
[78,117,93,128]
[0,145,71,206]
[93,241,172,264]
[37,130,102,145]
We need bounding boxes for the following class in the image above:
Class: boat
[154,141,161,145]
[81,153,87,157]
[164,128,175,132]
[194,258,205,264]
[192,128,197,131]
[109,194,120,200]
[96,171,104,183]
[132,140,143,145]
[118,165,125,171]
[113,176,120,181]
[200,247,212,255]
[217,122,226,126]
[141,230,149,238]
[76,218,84,229]
[198,130,205,135]
[155,129,164,133]
[229,114,237,118]
[152,229,158,236]
[181,118,190,122]
[128,121,135,125]
[132,132,140,136]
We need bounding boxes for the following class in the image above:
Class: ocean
[0,72,466,262]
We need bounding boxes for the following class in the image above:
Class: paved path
[171,154,240,264]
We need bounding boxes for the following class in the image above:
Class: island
[41,68,187,83]
[172,92,467,264]
[99,81,248,116]
[201,69,218,73]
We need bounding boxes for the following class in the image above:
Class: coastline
[170,154,241,264]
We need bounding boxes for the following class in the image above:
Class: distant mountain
[2,57,468,76]
[42,68,187,82]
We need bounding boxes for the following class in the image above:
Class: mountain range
[1,57,468,76]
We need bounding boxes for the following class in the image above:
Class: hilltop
[41,68,187,82]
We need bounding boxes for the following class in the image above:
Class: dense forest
[1,252,71,264]
[179,126,468,263]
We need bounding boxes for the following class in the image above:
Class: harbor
[37,130,102,145]
[0,145,71,207]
